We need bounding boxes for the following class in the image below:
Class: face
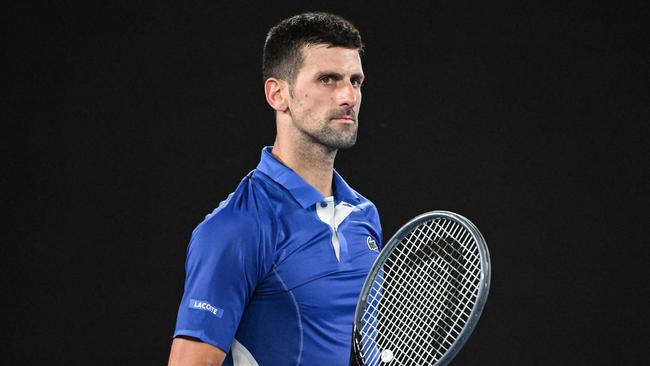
[286,44,364,150]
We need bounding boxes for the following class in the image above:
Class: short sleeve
[173,192,274,352]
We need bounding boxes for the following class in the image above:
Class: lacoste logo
[367,236,378,251]
[189,299,224,318]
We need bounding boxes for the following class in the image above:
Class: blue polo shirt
[174,147,382,365]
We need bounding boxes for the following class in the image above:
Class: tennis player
[168,12,382,365]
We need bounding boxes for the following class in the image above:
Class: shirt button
[320,202,328,208]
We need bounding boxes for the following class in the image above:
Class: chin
[330,138,357,150]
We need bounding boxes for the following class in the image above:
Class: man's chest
[256,208,380,310]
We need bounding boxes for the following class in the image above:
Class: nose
[337,80,359,108]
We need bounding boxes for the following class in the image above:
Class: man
[168,12,382,365]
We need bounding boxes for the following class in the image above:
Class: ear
[264,77,289,112]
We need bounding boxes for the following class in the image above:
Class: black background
[6,1,649,365]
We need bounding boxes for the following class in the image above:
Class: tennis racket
[349,211,491,366]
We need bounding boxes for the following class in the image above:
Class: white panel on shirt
[316,196,356,261]
[231,339,259,366]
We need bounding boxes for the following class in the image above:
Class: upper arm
[172,187,275,355]
[168,337,226,366]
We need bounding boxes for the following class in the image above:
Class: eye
[320,75,334,85]
[351,76,364,88]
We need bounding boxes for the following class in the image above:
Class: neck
[271,138,337,197]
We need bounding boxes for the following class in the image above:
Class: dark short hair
[262,12,364,84]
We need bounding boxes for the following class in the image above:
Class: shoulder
[345,186,384,244]
[335,170,380,217]
[190,173,276,253]
[349,187,381,218]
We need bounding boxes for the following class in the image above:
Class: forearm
[168,337,226,366]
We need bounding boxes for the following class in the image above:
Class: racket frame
[350,210,491,366]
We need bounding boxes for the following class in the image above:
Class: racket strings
[378,259,454,363]
[388,225,481,309]
[358,218,482,365]
[368,253,466,362]
[384,220,479,321]
[383,222,472,362]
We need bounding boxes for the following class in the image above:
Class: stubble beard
[287,85,359,151]
[299,114,358,151]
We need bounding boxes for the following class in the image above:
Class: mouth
[331,116,356,124]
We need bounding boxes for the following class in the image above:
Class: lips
[331,115,356,124]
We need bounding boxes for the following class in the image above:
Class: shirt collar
[255,146,361,209]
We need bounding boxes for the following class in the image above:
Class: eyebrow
[317,71,365,82]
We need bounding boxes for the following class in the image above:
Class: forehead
[297,44,363,76]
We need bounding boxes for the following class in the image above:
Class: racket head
[351,211,491,366]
